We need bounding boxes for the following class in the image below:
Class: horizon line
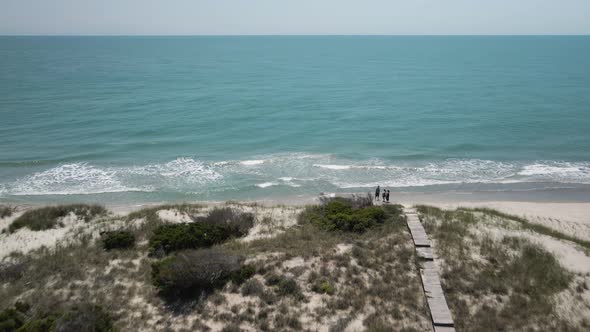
[1,33,590,37]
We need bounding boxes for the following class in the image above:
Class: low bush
[0,302,114,332]
[0,302,29,332]
[9,205,107,233]
[54,303,116,332]
[0,206,13,219]
[277,278,301,297]
[18,315,58,332]
[148,223,231,256]
[230,265,256,285]
[241,279,264,297]
[193,207,254,236]
[151,248,244,296]
[275,277,304,300]
[311,279,336,295]
[149,208,254,255]
[101,231,135,250]
[0,261,28,282]
[300,198,387,232]
[264,273,282,286]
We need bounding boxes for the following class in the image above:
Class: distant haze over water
[1,36,590,203]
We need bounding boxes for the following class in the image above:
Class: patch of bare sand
[236,205,302,242]
[156,209,193,223]
[0,210,138,260]
[0,212,87,259]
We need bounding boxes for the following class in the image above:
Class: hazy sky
[1,0,589,35]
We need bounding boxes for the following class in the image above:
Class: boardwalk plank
[416,247,434,260]
[421,262,454,326]
[403,207,455,330]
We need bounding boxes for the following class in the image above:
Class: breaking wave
[1,154,589,196]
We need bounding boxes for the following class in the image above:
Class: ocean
[1,36,590,204]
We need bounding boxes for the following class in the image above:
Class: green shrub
[148,222,231,255]
[148,208,254,255]
[230,265,256,285]
[101,231,135,250]
[18,315,58,332]
[276,277,303,299]
[264,273,282,286]
[9,205,107,233]
[311,279,336,295]
[151,249,243,296]
[0,304,28,332]
[241,279,264,297]
[0,302,115,332]
[194,207,254,237]
[301,199,387,233]
[54,303,115,332]
[13,303,30,315]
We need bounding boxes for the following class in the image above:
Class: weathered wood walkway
[404,207,456,332]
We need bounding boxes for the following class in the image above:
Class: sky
[1,0,589,35]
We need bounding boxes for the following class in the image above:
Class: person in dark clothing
[386,190,390,203]
[375,186,380,201]
[382,189,386,202]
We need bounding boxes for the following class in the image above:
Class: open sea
[1,36,590,204]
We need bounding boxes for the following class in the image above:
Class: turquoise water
[1,36,590,203]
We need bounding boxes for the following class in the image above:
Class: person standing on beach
[375,186,380,201]
[382,189,386,202]
[386,190,390,203]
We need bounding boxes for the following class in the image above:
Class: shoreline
[3,190,590,237]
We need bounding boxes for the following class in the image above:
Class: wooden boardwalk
[403,207,456,332]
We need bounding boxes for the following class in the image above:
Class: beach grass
[458,207,590,251]
[418,206,583,331]
[8,204,107,233]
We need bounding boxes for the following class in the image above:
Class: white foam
[130,158,222,184]
[313,164,351,170]
[256,182,278,188]
[333,179,456,189]
[4,155,590,197]
[519,163,587,176]
[241,160,265,166]
[10,163,144,196]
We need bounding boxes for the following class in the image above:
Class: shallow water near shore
[1,36,590,204]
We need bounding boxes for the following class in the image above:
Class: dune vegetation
[8,204,107,233]
[0,199,589,331]
[417,205,590,331]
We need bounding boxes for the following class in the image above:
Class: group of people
[375,185,391,203]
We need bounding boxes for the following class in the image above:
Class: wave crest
[1,154,589,196]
